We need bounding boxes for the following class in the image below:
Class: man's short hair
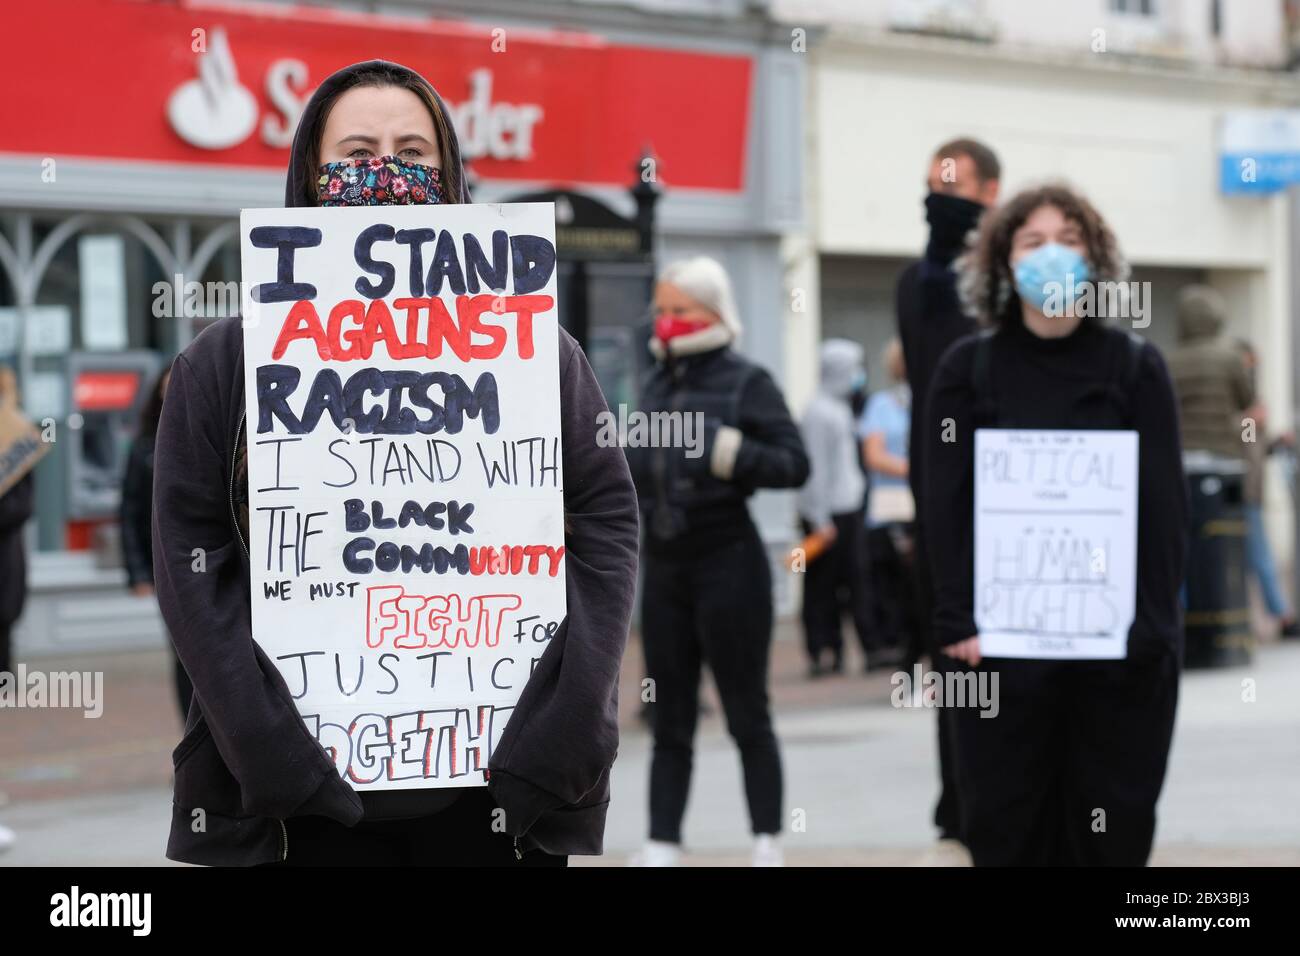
[933,138,1001,184]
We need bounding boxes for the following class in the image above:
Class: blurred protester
[152,60,639,867]
[627,256,809,867]
[859,339,916,666]
[1237,341,1298,637]
[1167,286,1254,461]
[120,369,194,722]
[797,339,875,676]
[928,184,1188,865]
[896,136,1000,858]
[0,366,37,853]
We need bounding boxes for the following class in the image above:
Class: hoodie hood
[284,60,472,208]
[1176,285,1226,342]
[818,338,865,399]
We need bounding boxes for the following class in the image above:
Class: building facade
[776,0,1299,586]
[0,0,806,657]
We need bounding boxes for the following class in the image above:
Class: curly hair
[956,183,1128,329]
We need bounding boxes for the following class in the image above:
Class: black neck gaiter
[924,192,985,266]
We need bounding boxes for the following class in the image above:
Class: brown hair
[295,65,463,207]
[933,137,1001,185]
[957,183,1127,329]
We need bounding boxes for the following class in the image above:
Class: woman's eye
[347,148,372,159]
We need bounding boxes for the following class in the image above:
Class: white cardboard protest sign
[974,429,1138,660]
[239,203,566,790]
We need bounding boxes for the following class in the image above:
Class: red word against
[271,294,553,363]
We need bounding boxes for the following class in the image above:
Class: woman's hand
[131,582,155,598]
[942,636,981,667]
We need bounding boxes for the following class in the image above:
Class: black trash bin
[1182,452,1251,668]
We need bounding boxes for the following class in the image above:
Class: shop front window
[0,215,239,556]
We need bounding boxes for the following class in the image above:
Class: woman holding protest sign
[152,60,639,866]
[922,184,1188,866]
[625,256,810,867]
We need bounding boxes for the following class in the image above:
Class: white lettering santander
[169,31,544,161]
[262,58,311,149]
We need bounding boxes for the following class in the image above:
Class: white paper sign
[974,429,1138,660]
[239,202,566,791]
[79,235,128,350]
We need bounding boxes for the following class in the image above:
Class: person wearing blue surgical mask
[922,184,1188,866]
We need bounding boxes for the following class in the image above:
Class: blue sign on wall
[1221,111,1300,195]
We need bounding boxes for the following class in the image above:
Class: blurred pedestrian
[1167,286,1254,460]
[797,338,877,676]
[859,338,916,666]
[626,256,809,867]
[927,183,1188,865]
[0,366,38,853]
[896,136,1000,859]
[151,60,639,867]
[119,369,194,722]
[1236,340,1298,637]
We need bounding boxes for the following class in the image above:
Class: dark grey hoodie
[153,60,639,865]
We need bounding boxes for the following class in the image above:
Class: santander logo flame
[166,28,259,149]
[167,27,545,161]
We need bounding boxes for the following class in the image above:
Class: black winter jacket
[923,320,1188,660]
[626,343,809,559]
[896,258,977,513]
[119,435,155,588]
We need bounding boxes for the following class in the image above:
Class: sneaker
[914,837,972,867]
[628,839,681,867]
[752,833,784,867]
[0,823,15,854]
[1280,617,1300,639]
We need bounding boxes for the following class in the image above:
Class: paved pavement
[2,624,1298,866]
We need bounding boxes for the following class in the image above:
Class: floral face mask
[317,155,443,206]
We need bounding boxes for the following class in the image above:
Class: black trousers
[865,524,915,653]
[952,650,1180,866]
[642,524,782,843]
[0,622,10,676]
[912,518,964,841]
[264,787,567,866]
[800,508,878,663]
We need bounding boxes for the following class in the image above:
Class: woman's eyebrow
[336,134,379,146]
[394,133,435,146]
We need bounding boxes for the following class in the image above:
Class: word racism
[249,224,556,438]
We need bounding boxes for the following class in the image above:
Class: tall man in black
[896,138,1000,857]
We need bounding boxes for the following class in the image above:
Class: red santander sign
[2,0,752,191]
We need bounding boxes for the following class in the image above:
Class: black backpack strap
[970,329,998,425]
[1112,329,1146,424]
